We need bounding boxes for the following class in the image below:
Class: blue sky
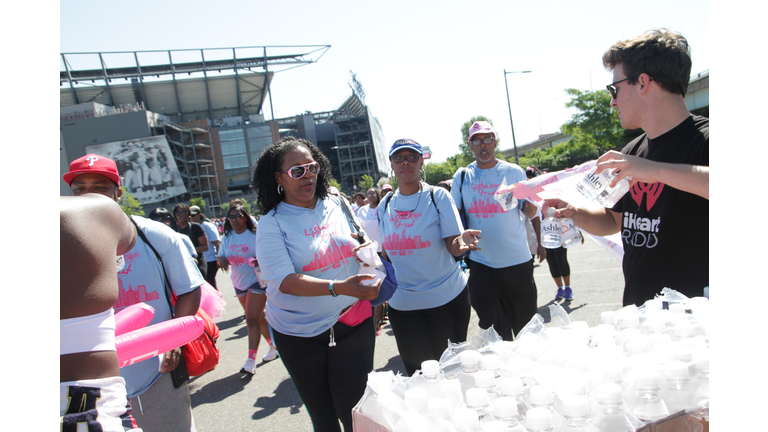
[59,0,710,163]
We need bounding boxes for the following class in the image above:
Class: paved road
[189,236,624,431]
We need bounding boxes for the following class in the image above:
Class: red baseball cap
[63,154,121,187]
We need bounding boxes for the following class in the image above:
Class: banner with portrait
[85,136,187,205]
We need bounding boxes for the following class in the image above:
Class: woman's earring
[277,184,284,195]
[420,168,427,182]
[389,169,395,179]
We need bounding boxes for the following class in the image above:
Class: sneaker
[555,287,565,300]
[241,357,257,374]
[262,346,279,362]
[564,287,573,301]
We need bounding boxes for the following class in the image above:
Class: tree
[118,187,145,216]
[329,177,341,191]
[189,197,206,213]
[424,158,461,185]
[561,88,625,154]
[358,174,375,192]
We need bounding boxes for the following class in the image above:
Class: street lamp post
[504,69,532,165]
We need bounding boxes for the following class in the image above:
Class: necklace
[393,182,422,215]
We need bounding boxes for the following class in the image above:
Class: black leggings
[546,246,570,279]
[272,317,375,432]
[205,261,218,288]
[388,286,471,376]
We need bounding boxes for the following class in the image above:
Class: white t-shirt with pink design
[256,196,360,337]
[217,228,259,290]
[378,185,467,311]
[356,204,382,252]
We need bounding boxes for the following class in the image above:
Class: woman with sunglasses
[252,137,382,432]
[172,203,209,280]
[378,139,481,376]
[148,207,199,262]
[217,205,278,373]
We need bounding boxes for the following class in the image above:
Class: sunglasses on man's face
[280,161,320,179]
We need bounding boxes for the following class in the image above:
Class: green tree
[561,88,625,154]
[329,177,341,191]
[220,202,230,214]
[189,197,206,213]
[358,174,375,192]
[424,158,461,185]
[118,187,145,216]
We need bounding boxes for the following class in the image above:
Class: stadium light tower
[504,69,532,165]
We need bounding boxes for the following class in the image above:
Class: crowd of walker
[61,28,708,431]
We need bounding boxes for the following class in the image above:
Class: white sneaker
[241,357,257,374]
[262,346,279,362]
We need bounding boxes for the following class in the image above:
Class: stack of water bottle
[353,290,709,432]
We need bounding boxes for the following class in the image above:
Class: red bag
[338,300,372,327]
[182,308,220,377]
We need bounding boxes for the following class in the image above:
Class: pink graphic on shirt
[630,182,665,211]
[228,244,249,253]
[302,238,357,272]
[387,211,423,230]
[227,254,251,266]
[468,196,505,218]
[383,229,431,256]
[471,181,500,196]
[304,221,339,240]
[118,252,141,276]
[114,278,160,313]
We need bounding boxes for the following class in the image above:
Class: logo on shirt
[228,244,250,253]
[630,182,665,211]
[304,221,339,241]
[622,212,662,249]
[471,181,499,196]
[387,211,423,229]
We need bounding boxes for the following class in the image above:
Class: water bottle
[404,387,429,413]
[500,377,529,422]
[483,420,511,432]
[525,407,554,432]
[540,208,562,249]
[557,395,600,432]
[493,397,527,431]
[630,369,669,423]
[474,370,499,406]
[528,384,564,431]
[458,350,483,403]
[466,387,493,424]
[454,407,483,432]
[689,353,709,420]
[419,359,444,398]
[592,383,634,432]
[575,168,611,201]
[480,353,502,379]
[595,171,631,208]
[659,361,694,414]
[559,218,583,248]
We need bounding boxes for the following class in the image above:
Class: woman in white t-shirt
[252,137,382,432]
[378,138,481,376]
[217,205,277,374]
[355,187,383,253]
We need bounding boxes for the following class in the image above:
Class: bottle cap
[662,361,690,381]
[460,350,482,367]
[602,364,623,383]
[530,384,554,406]
[635,369,661,390]
[421,360,440,377]
[475,370,495,388]
[595,382,623,404]
[526,407,553,431]
[500,377,523,396]
[492,397,519,418]
[546,207,556,217]
[466,387,489,408]
[482,420,508,432]
[479,353,500,371]
[562,395,590,418]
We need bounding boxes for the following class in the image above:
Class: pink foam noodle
[114,303,156,336]
[199,282,226,318]
[116,315,204,368]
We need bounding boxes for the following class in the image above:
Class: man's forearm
[572,207,622,237]
[656,164,709,200]
[174,287,201,317]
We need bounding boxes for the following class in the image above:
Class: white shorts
[60,376,142,431]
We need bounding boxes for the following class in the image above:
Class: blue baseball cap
[389,139,423,158]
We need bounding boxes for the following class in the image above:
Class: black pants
[467,258,537,341]
[388,286,471,376]
[205,261,218,288]
[272,317,375,432]
[545,246,570,279]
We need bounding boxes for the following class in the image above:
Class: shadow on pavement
[536,299,587,324]
[252,377,305,419]
[189,371,257,408]
[374,356,407,376]
[216,314,245,332]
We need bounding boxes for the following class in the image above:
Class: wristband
[329,280,338,297]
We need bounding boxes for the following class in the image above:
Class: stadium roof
[60,45,330,123]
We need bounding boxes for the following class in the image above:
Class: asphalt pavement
[189,236,625,431]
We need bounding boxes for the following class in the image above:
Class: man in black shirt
[173,203,209,279]
[543,29,709,306]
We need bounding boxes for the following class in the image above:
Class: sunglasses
[280,161,320,179]
[150,215,172,222]
[391,154,421,163]
[470,137,495,146]
[174,210,189,215]
[606,75,639,99]
[227,213,244,221]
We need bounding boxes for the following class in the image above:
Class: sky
[57,0,711,163]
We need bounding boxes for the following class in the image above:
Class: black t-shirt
[612,115,709,306]
[178,222,207,268]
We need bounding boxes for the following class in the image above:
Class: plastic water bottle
[559,218,583,248]
[595,171,631,208]
[630,369,669,423]
[454,407,482,432]
[592,383,634,432]
[475,370,499,405]
[492,397,527,431]
[659,361,694,414]
[466,387,493,424]
[528,385,564,431]
[540,208,562,249]
[480,353,502,379]
[575,168,611,201]
[483,420,511,432]
[500,377,529,422]
[557,395,600,432]
[526,407,554,432]
[418,359,444,398]
[458,350,483,404]
[689,354,709,420]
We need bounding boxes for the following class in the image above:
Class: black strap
[129,216,176,318]
[337,196,366,245]
[457,167,468,223]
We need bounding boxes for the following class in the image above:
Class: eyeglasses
[174,210,189,215]
[280,161,320,179]
[366,191,377,196]
[391,154,421,163]
[227,213,244,221]
[470,137,495,146]
[150,216,172,222]
[606,75,639,99]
